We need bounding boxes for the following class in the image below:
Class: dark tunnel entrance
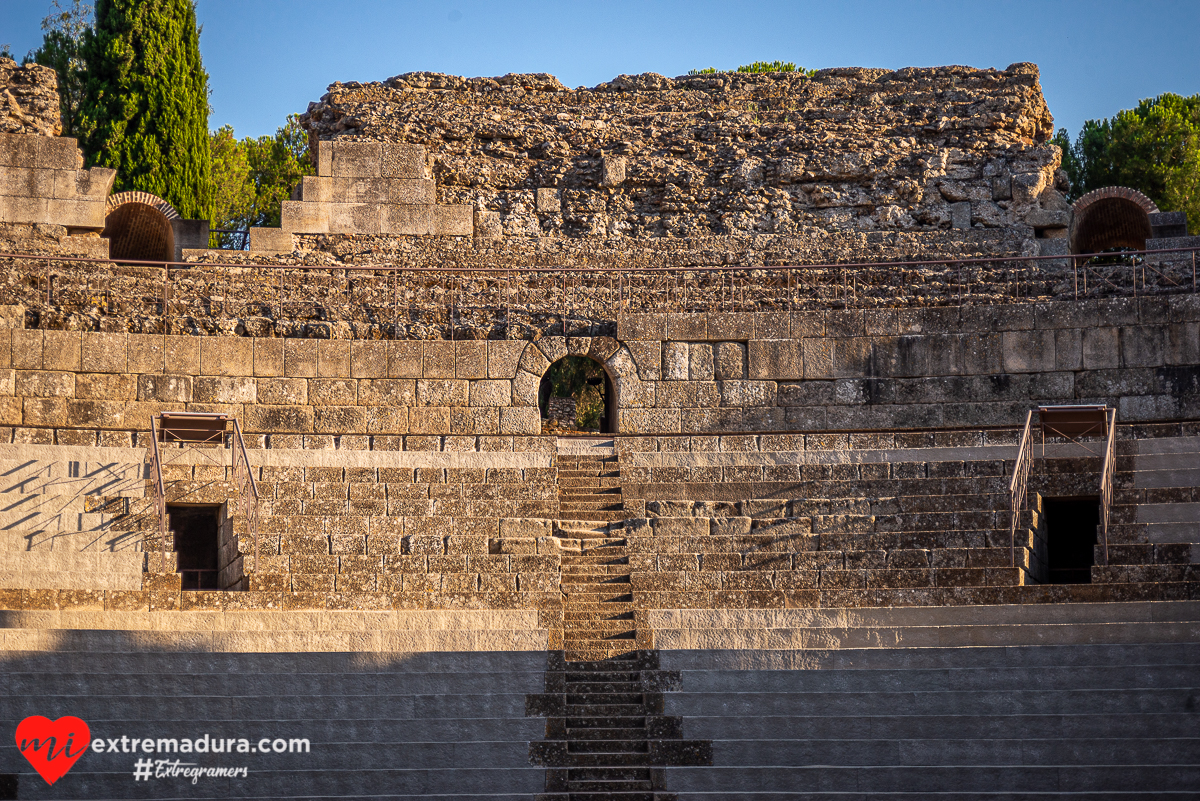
[102,201,176,263]
[1071,187,1158,255]
[539,355,615,434]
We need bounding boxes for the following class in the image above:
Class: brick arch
[1070,186,1159,255]
[102,191,179,262]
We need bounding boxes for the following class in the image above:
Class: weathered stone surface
[0,59,61,136]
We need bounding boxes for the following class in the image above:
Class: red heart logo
[15,716,91,785]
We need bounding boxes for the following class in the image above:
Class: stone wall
[0,58,61,137]
[272,63,1069,267]
[0,294,1191,447]
[0,133,115,234]
[611,294,1200,433]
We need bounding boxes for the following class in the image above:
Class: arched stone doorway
[1070,186,1159,255]
[538,354,616,434]
[102,191,180,262]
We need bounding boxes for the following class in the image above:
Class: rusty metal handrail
[1098,407,1117,567]
[230,418,261,577]
[1,244,1199,274]
[1009,410,1034,568]
[148,415,169,573]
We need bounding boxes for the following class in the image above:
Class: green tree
[209,116,313,247]
[1058,93,1200,233]
[77,0,210,220]
[27,0,94,139]
[209,125,253,247]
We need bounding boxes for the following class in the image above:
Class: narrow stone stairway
[555,443,637,660]
[530,440,711,800]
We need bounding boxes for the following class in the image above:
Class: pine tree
[78,0,210,220]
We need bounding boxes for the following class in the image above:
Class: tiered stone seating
[0,609,549,799]
[1100,436,1200,583]
[0,450,145,591]
[652,601,1200,798]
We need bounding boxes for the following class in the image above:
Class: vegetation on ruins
[688,61,817,76]
[1055,93,1200,235]
[210,116,313,248]
[541,356,606,431]
[77,0,211,221]
[26,0,93,139]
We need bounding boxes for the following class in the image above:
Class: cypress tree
[78,0,210,220]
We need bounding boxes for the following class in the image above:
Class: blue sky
[3,0,1198,141]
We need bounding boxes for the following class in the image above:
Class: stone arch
[102,191,180,263]
[521,337,623,434]
[1070,186,1159,255]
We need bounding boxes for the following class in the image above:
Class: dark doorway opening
[102,202,176,263]
[1043,496,1099,584]
[168,504,221,590]
[539,355,614,434]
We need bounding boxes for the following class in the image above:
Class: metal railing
[148,415,170,572]
[231,418,261,575]
[146,413,260,584]
[1009,410,1034,568]
[0,245,1196,337]
[1098,407,1118,566]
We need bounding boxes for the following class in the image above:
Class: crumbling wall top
[0,57,62,137]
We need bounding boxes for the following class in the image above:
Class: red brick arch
[1070,186,1159,255]
[102,192,180,262]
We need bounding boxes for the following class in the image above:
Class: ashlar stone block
[455,341,487,379]
[382,143,427,179]
[417,379,468,406]
[280,200,329,233]
[748,340,802,380]
[715,341,746,380]
[662,341,689,381]
[433,205,473,236]
[331,142,382,178]
[387,179,435,205]
[689,343,714,380]
[487,341,525,379]
[328,203,380,234]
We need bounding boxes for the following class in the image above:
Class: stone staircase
[534,440,711,799]
[555,440,637,661]
[0,452,146,590]
[529,652,713,801]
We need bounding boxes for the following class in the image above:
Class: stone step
[561,492,625,503]
[0,528,144,552]
[561,554,630,565]
[1107,522,1200,545]
[560,511,630,522]
[566,682,644,695]
[563,671,641,683]
[0,567,144,590]
[567,739,650,754]
[561,603,636,614]
[560,593,635,605]
[562,779,653,792]
[566,718,647,730]
[564,728,650,743]
[564,646,640,662]
[565,703,646,717]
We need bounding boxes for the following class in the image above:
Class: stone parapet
[0,132,114,231]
